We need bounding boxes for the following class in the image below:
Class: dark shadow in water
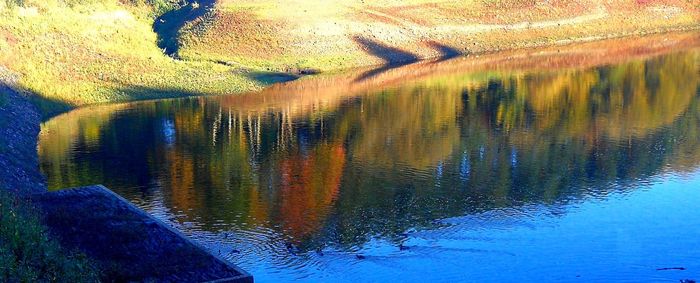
[154,0,216,57]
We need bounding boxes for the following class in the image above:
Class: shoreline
[38,29,700,121]
[33,26,700,121]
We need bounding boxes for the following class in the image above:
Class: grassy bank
[0,191,99,282]
[0,0,698,113]
[178,0,700,72]
[0,0,269,112]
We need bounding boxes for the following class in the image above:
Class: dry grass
[178,0,700,72]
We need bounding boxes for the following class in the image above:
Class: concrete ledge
[30,185,252,283]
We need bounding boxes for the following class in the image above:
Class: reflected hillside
[39,38,700,249]
[39,31,700,156]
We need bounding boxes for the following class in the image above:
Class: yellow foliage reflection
[39,36,700,244]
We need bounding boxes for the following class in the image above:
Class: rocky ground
[0,67,45,195]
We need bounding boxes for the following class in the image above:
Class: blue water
[187,171,699,282]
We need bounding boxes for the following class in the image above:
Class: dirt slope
[178,0,700,72]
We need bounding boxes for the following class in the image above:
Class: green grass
[0,0,271,109]
[0,191,99,282]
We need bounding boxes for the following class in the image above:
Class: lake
[39,36,700,282]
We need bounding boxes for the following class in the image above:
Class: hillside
[0,0,268,113]
[0,0,698,112]
[178,0,700,72]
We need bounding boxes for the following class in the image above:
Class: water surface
[40,39,700,282]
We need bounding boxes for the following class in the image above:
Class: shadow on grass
[31,96,73,122]
[243,71,300,85]
[352,35,420,65]
[352,36,465,82]
[154,0,216,57]
[352,36,420,82]
[426,40,464,61]
[0,82,73,122]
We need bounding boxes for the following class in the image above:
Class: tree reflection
[39,48,700,250]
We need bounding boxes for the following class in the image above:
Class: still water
[40,38,700,282]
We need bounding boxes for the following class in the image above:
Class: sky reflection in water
[39,40,700,282]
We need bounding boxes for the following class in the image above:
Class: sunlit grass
[0,0,265,108]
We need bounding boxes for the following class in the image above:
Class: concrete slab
[30,185,252,283]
